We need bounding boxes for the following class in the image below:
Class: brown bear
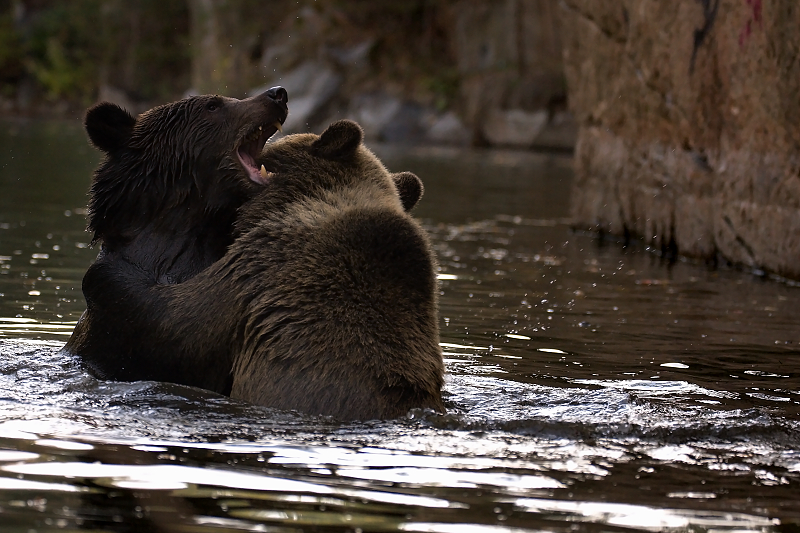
[107,120,445,420]
[62,88,289,394]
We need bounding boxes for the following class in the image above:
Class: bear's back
[231,184,444,420]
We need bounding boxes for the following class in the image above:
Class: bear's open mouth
[236,121,282,184]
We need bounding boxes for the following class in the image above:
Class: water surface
[0,119,798,531]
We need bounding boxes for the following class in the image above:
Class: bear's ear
[392,171,424,211]
[84,102,136,153]
[312,120,363,160]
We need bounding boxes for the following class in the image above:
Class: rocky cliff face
[562,0,800,278]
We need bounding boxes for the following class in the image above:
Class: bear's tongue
[237,138,269,184]
[238,122,282,184]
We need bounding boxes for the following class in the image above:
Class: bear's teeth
[258,126,262,131]
[274,121,283,133]
[260,165,268,179]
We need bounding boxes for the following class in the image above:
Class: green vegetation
[0,0,190,110]
[24,1,105,102]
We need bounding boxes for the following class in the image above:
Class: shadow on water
[0,120,798,531]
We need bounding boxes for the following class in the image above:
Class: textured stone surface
[562,0,800,278]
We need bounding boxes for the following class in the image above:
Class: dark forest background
[0,0,570,148]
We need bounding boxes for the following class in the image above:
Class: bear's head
[242,120,423,228]
[84,88,288,247]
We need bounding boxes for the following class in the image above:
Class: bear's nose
[266,86,288,105]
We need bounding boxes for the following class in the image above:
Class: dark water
[0,119,798,532]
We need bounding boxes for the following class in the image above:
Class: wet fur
[64,91,288,392]
[108,121,444,419]
[229,126,444,418]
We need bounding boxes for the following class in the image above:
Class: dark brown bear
[114,120,445,420]
[62,88,289,393]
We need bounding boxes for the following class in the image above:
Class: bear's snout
[265,86,288,105]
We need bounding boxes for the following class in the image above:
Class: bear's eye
[206,99,223,112]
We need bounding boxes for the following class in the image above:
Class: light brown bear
[128,120,444,420]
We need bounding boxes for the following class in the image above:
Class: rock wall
[562,0,800,278]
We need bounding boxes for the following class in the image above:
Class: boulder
[425,111,471,146]
[483,109,548,147]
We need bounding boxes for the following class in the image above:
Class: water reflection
[0,121,798,530]
[510,498,779,531]
[0,317,76,336]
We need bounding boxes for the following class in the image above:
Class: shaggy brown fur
[63,88,288,393]
[142,120,444,419]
